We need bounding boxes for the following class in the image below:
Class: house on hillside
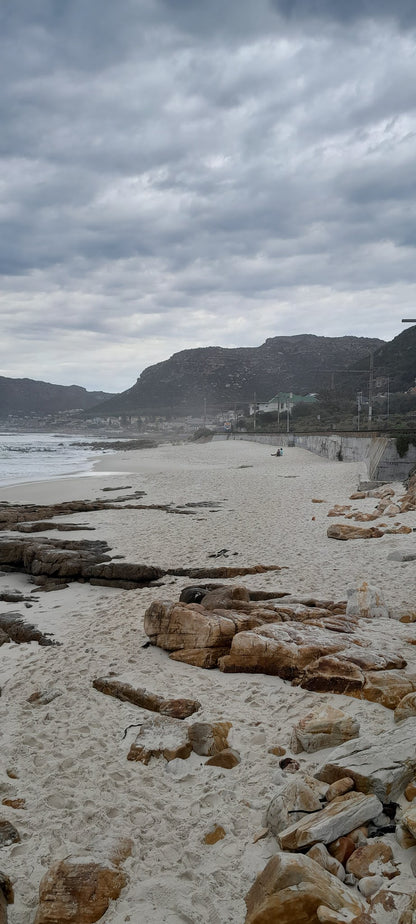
[249,392,317,415]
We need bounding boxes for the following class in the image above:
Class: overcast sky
[1,0,416,391]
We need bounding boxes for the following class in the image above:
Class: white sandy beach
[2,439,416,923]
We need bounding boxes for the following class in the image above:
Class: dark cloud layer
[0,0,415,390]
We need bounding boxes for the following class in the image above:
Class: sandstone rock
[346,842,399,880]
[169,646,230,668]
[326,778,355,802]
[205,748,240,768]
[360,671,415,710]
[316,719,416,802]
[291,706,360,754]
[369,890,416,922]
[33,843,131,924]
[199,585,250,609]
[328,835,357,865]
[401,803,416,838]
[394,691,416,723]
[0,872,13,924]
[278,792,382,851]
[298,655,365,694]
[34,865,120,923]
[0,612,56,647]
[307,843,345,880]
[188,721,231,756]
[266,779,322,837]
[327,505,352,517]
[358,875,384,898]
[92,677,200,719]
[219,623,346,678]
[346,583,389,619]
[127,716,192,764]
[244,853,366,924]
[144,600,238,653]
[268,745,286,757]
[203,825,225,845]
[405,781,416,801]
[395,822,416,849]
[2,799,24,810]
[0,819,20,847]
[327,524,384,540]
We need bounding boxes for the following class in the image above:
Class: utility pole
[368,352,374,427]
[357,392,362,431]
[253,393,256,432]
[203,397,207,428]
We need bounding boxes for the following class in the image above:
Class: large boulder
[346,583,389,619]
[245,853,366,923]
[34,839,132,924]
[266,779,322,837]
[127,715,192,764]
[219,624,346,678]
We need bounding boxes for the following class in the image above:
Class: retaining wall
[216,431,416,482]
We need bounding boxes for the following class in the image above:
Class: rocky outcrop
[34,838,132,923]
[0,819,20,847]
[316,719,416,803]
[92,677,200,719]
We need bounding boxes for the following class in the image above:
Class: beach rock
[346,842,399,880]
[27,688,62,706]
[291,706,360,754]
[0,872,13,924]
[87,562,163,585]
[405,780,416,801]
[358,875,384,898]
[326,778,355,802]
[199,585,250,609]
[203,825,225,845]
[0,612,56,646]
[278,792,382,851]
[327,505,352,517]
[307,843,345,880]
[346,583,389,619]
[316,719,416,802]
[168,564,283,579]
[169,646,230,668]
[144,600,238,653]
[244,853,366,923]
[92,677,200,719]
[266,779,322,837]
[369,890,416,922]
[360,670,415,710]
[395,822,416,849]
[33,853,129,923]
[401,804,416,838]
[0,819,20,847]
[394,691,416,722]
[205,748,240,768]
[219,623,346,678]
[327,835,357,865]
[188,721,231,756]
[327,524,383,540]
[298,655,365,694]
[127,716,192,764]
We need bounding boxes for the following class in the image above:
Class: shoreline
[2,441,416,922]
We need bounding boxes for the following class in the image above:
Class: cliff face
[94,334,384,416]
[0,377,113,416]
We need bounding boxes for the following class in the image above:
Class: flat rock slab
[291,705,360,754]
[278,791,382,851]
[316,718,416,803]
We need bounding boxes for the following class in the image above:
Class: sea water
[0,432,101,487]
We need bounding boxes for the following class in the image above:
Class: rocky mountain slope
[93,335,383,416]
[0,377,113,417]
[349,324,416,394]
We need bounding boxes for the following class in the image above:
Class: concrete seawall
[215,431,416,483]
